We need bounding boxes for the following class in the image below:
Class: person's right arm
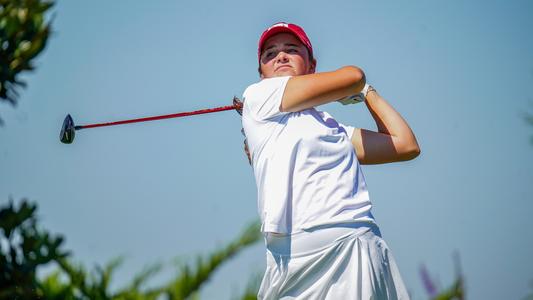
[280,66,366,112]
[351,87,420,164]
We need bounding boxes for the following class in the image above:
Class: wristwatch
[365,85,376,97]
[362,84,376,97]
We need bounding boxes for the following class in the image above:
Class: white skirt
[258,224,410,300]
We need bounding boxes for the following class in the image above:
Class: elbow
[341,66,366,91]
[408,145,421,160]
[400,143,421,161]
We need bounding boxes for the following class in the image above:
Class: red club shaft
[76,105,237,130]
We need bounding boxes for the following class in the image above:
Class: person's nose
[275,51,289,63]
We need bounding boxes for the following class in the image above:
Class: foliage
[0,198,262,300]
[0,0,54,123]
[38,257,166,300]
[523,280,533,300]
[420,252,465,300]
[0,199,68,299]
[47,220,262,300]
[432,278,464,300]
[165,221,260,299]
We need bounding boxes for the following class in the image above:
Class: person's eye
[287,48,298,53]
[264,51,275,58]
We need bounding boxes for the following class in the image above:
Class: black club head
[60,114,76,144]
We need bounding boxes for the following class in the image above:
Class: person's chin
[274,69,296,77]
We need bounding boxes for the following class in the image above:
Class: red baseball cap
[258,22,313,62]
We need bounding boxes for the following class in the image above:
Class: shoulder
[242,76,292,121]
[243,76,291,99]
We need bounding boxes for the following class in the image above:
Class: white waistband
[265,223,381,257]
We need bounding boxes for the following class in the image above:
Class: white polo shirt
[242,76,375,234]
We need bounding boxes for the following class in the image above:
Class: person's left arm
[350,86,420,164]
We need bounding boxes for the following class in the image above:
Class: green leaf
[0,0,55,113]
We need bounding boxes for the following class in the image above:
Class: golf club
[60,97,243,144]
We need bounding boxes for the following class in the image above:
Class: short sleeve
[339,123,355,139]
[243,76,291,121]
[321,111,356,139]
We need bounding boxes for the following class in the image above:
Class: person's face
[259,33,316,79]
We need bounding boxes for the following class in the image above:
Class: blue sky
[1,0,532,299]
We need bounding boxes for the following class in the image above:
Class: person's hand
[337,93,365,105]
[337,83,371,105]
[233,96,243,115]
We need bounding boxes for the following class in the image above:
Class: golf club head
[60,114,76,144]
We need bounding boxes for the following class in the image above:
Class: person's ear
[259,65,265,79]
[309,58,317,74]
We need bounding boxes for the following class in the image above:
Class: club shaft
[76,105,237,130]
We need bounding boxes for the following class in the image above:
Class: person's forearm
[281,66,366,112]
[364,88,420,157]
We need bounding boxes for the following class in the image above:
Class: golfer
[241,22,419,299]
